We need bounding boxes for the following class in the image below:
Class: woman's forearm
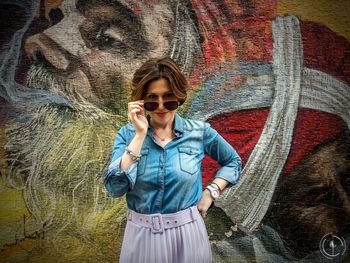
[120,133,146,171]
[212,177,229,191]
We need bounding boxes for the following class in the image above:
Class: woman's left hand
[197,189,213,218]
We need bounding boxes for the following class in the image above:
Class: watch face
[212,190,219,199]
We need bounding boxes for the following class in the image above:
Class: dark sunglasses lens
[164,101,179,111]
[144,101,158,111]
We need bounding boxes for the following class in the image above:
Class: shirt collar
[174,113,184,134]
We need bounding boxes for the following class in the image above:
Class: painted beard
[26,63,129,117]
[3,66,129,259]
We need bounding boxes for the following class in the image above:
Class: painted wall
[0,0,349,262]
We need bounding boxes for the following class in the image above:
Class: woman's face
[144,78,178,126]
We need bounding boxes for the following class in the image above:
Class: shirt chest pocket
[178,146,200,175]
[137,148,149,176]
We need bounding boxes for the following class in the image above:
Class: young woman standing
[104,57,242,262]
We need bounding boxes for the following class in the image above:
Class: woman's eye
[146,95,157,99]
[164,93,175,98]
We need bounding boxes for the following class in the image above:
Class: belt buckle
[151,214,164,234]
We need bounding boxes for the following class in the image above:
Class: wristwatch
[205,183,220,200]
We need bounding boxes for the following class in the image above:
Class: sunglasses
[144,100,179,111]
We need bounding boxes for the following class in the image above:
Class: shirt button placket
[156,148,165,212]
[158,149,166,211]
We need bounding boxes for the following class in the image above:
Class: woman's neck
[149,115,175,131]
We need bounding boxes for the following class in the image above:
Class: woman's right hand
[128,100,148,136]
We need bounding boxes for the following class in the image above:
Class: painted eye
[100,34,115,45]
[95,26,131,51]
[97,28,116,44]
[79,17,150,58]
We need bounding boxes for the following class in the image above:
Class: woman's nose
[158,100,166,110]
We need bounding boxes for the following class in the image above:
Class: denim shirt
[104,113,242,214]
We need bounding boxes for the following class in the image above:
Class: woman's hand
[197,190,213,218]
[128,100,148,136]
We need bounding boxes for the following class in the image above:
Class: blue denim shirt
[104,113,242,214]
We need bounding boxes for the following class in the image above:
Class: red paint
[202,108,346,188]
[301,21,350,85]
[191,0,275,67]
[132,3,142,16]
[284,109,345,177]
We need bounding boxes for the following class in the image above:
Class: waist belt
[128,206,199,234]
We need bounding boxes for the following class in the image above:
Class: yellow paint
[0,186,26,215]
[277,0,350,40]
[0,177,33,238]
[0,123,29,227]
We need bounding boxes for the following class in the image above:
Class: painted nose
[24,11,87,71]
[24,33,70,70]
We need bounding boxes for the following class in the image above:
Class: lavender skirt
[119,206,212,263]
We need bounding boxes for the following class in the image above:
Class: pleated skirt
[119,206,212,263]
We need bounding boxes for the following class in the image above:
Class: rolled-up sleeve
[203,123,242,187]
[104,126,138,198]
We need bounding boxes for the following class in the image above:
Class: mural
[0,0,349,262]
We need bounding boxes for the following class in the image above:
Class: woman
[104,57,242,263]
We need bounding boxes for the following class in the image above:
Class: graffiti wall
[0,0,349,262]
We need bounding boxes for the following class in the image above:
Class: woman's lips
[155,112,168,116]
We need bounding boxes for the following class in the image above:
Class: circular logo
[319,233,347,259]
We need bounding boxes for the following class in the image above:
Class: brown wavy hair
[131,57,189,105]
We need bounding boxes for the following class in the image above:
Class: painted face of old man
[24,0,198,115]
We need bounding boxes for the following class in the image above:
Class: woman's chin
[150,111,175,124]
